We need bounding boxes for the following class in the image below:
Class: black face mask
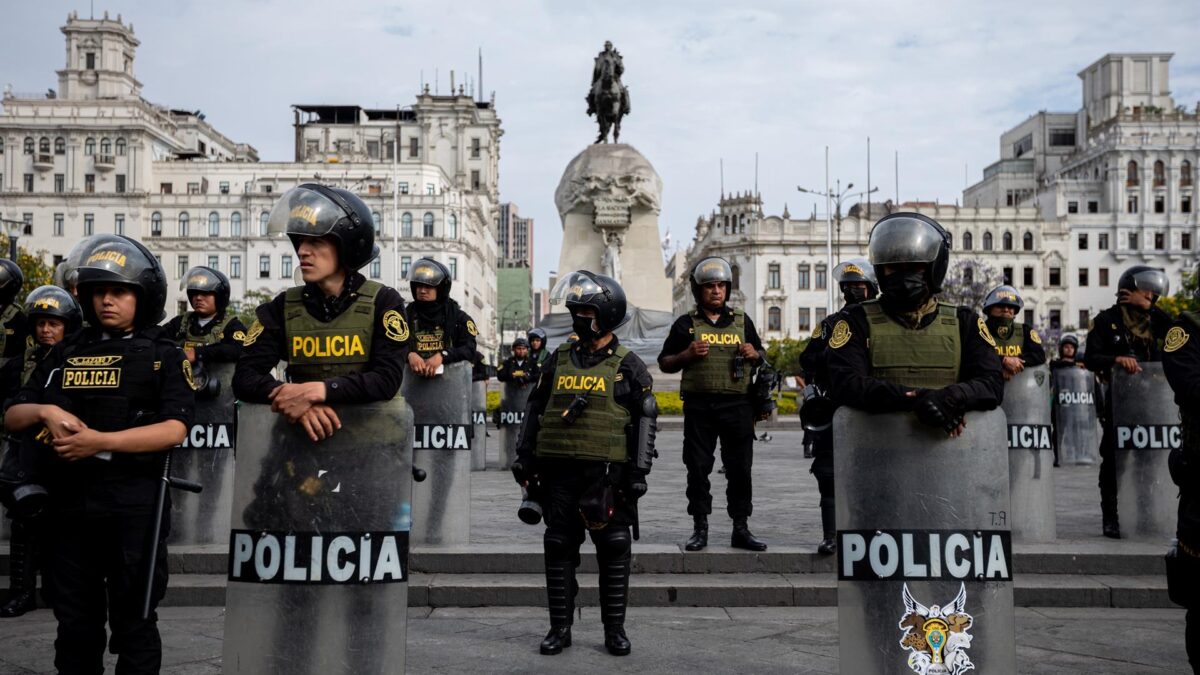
[572,315,601,342]
[879,271,930,311]
[988,315,1015,338]
[842,286,870,305]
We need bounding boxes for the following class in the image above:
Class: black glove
[511,457,534,486]
[625,468,648,500]
[914,390,962,435]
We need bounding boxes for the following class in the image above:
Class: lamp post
[0,218,25,261]
[798,182,879,266]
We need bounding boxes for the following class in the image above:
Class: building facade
[0,12,503,352]
[495,202,532,268]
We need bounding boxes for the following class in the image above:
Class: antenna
[720,158,725,196]
[894,150,900,206]
[754,152,759,198]
[866,136,871,220]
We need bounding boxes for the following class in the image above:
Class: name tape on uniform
[229,529,408,585]
[838,529,1012,582]
[179,422,235,450]
[413,424,471,450]
[1007,424,1052,450]
[1116,424,1182,450]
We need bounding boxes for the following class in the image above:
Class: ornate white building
[0,12,502,352]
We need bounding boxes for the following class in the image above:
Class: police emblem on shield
[1035,370,1045,386]
[898,583,975,674]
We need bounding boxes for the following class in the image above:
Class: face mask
[842,286,869,305]
[879,271,930,310]
[989,315,1014,338]
[572,315,601,341]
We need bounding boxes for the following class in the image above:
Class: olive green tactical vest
[990,321,1025,358]
[863,300,961,389]
[178,312,236,350]
[20,342,39,386]
[283,281,379,382]
[413,324,445,358]
[680,309,751,396]
[536,344,631,462]
[0,302,17,356]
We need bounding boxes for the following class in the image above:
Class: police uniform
[985,317,1046,366]
[1164,310,1200,670]
[406,299,477,365]
[800,314,839,547]
[162,310,247,363]
[0,302,28,360]
[496,353,540,386]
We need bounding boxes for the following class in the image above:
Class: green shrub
[654,391,683,415]
[486,390,501,414]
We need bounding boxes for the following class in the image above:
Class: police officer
[511,270,655,657]
[825,213,1003,435]
[163,266,247,367]
[799,258,877,555]
[982,284,1046,380]
[4,236,193,674]
[528,327,551,367]
[1085,265,1173,538]
[497,336,540,387]
[0,285,82,618]
[659,256,767,552]
[1163,273,1200,671]
[232,184,407,442]
[0,259,28,360]
[405,257,477,379]
[1051,335,1083,370]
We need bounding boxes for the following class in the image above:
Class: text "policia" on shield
[229,530,409,584]
[838,529,1012,582]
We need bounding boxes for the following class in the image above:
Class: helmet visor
[407,258,446,286]
[834,258,876,285]
[868,216,944,267]
[550,271,605,306]
[181,267,223,293]
[1130,268,1170,297]
[692,257,732,285]
[266,187,345,239]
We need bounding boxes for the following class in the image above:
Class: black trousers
[1099,423,1117,516]
[1190,608,1200,674]
[811,430,835,537]
[46,495,169,675]
[682,400,755,519]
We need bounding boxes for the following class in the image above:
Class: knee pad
[592,526,631,560]
[544,529,574,559]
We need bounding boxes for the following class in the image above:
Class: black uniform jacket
[657,305,764,407]
[496,356,540,386]
[231,273,407,405]
[1084,304,1173,379]
[2,307,28,360]
[826,303,1005,414]
[1164,315,1200,412]
[162,311,248,364]
[800,314,842,389]
[405,300,478,365]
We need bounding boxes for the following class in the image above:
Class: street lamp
[798,182,879,265]
[0,218,25,260]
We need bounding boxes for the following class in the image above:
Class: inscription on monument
[593,196,632,226]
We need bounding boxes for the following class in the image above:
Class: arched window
[115,138,126,156]
[371,211,382,235]
[1127,160,1139,186]
[54,137,65,154]
[982,231,994,251]
[84,137,95,155]
[38,137,50,153]
[259,211,270,236]
[731,264,741,290]
[767,306,782,332]
[151,212,162,236]
[178,212,190,237]
[447,213,458,239]
[962,232,974,251]
[99,138,112,155]
[1183,160,1194,187]
[401,212,413,238]
[230,212,242,237]
[208,212,220,237]
[1002,231,1013,251]
[1153,160,1166,187]
[422,212,435,237]
[1023,232,1034,251]
[23,137,34,154]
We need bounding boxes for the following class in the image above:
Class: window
[263,185,272,194]
[798,308,811,332]
[23,137,34,154]
[259,255,270,279]
[369,258,382,279]
[207,212,219,237]
[0,138,5,153]
[1098,233,1109,250]
[371,212,382,235]
[99,138,111,155]
[1185,233,1194,251]
[1079,310,1090,330]
[1048,267,1062,287]
[85,52,95,70]
[815,264,827,290]
[114,214,124,236]
[402,213,413,237]
[1155,196,1165,213]
[1078,268,1089,286]
[1155,232,1165,250]
[1128,232,1139,250]
[1023,267,1034,287]
[177,255,190,279]
[219,181,230,195]
[449,257,458,280]
[38,137,50,153]
[426,183,435,196]
[471,138,481,159]
[1183,160,1194,187]
[1099,267,1110,286]
[400,256,411,279]
[23,174,33,192]
[731,264,740,290]
[1087,201,1099,213]
[471,170,481,191]
[1127,160,1139,186]
[115,174,126,193]
[797,264,810,289]
[398,182,409,195]
[281,255,293,278]
[447,213,458,239]
[1184,196,1193,213]
[366,140,379,159]
[815,308,827,325]
[1078,233,1088,250]
[1002,231,1013,251]
[767,306,781,331]
[305,139,320,158]
[208,255,219,270]
[115,138,126,156]
[230,255,242,279]
[1012,134,1033,158]
[982,232,994,251]
[230,212,242,237]
[963,266,974,285]
[84,138,95,155]
[1023,309,1034,325]
[178,212,190,237]
[963,232,973,250]
[409,137,419,157]
[187,182,201,195]
[1127,195,1138,213]
[160,182,172,194]
[82,214,93,236]
[259,211,269,236]
[53,213,63,237]
[84,174,94,193]
[1002,267,1013,285]
[1049,310,1062,331]
[21,213,31,235]
[1049,128,1076,146]
[1154,160,1166,187]
[422,212,434,237]
[151,212,162,237]
[766,263,781,289]
[1067,201,1079,214]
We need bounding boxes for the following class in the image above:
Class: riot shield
[1111,363,1181,540]
[1002,366,1056,542]
[169,362,236,545]
[834,408,1015,674]
[401,361,472,546]
[470,381,487,471]
[1052,366,1100,465]
[223,399,413,674]
[497,381,533,470]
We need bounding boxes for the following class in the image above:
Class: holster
[579,477,615,531]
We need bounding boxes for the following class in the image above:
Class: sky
[4,0,1199,289]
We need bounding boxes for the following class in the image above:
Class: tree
[230,287,275,326]
[939,257,1001,311]
[1158,267,1199,317]
[0,239,57,306]
[765,336,809,376]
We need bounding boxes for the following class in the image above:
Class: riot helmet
[0,259,23,308]
[181,266,231,314]
[74,235,168,328]
[833,257,878,303]
[690,257,733,304]
[1117,266,1169,299]
[527,327,547,347]
[550,270,629,333]
[1060,334,1079,348]
[867,212,952,294]
[407,257,452,299]
[266,183,378,271]
[54,234,125,296]
[24,284,82,334]
[982,285,1024,314]
[512,336,530,350]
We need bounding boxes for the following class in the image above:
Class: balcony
[94,154,116,171]
[32,153,54,171]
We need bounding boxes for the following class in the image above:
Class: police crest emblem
[466,320,479,337]
[1165,326,1189,353]
[898,583,975,675]
[977,318,996,347]
[242,320,265,346]
[829,320,852,349]
[383,309,410,342]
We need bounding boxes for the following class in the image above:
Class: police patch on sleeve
[466,320,479,337]
[383,309,410,342]
[242,320,264,346]
[977,318,997,347]
[182,359,196,390]
[232,330,247,343]
[1029,328,1042,344]
[1165,326,1190,353]
[829,320,852,349]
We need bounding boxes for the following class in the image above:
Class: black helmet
[512,336,530,350]
[1118,265,1169,298]
[181,266,231,313]
[1060,334,1079,349]
[74,235,168,329]
[527,327,547,345]
[266,183,378,271]
[868,212,952,294]
[408,257,452,298]
[54,234,125,296]
[982,285,1023,313]
[24,285,82,334]
[0,259,23,307]
[551,270,628,332]
[833,258,878,294]
[690,257,733,303]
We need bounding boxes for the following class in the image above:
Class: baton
[141,449,202,620]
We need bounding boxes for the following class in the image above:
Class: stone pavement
[0,606,1188,673]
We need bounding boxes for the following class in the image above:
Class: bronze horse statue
[587,47,630,144]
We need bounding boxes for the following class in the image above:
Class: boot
[541,536,576,655]
[731,518,767,551]
[604,625,631,656]
[1102,502,1121,540]
[1,521,37,618]
[817,533,836,556]
[685,515,708,551]
[539,627,572,655]
[598,530,632,656]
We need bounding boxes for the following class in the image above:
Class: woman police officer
[4,236,194,674]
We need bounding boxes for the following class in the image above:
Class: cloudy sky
[4,1,1199,286]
